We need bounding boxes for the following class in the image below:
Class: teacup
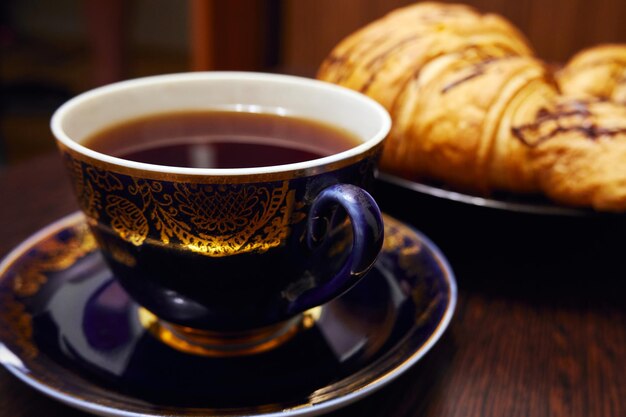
[51,72,390,355]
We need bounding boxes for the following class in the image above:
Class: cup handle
[286,183,384,314]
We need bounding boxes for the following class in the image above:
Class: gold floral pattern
[105,195,149,246]
[382,215,444,324]
[0,293,37,359]
[65,157,101,221]
[0,222,98,359]
[382,216,423,279]
[86,166,124,192]
[64,154,306,257]
[12,223,97,297]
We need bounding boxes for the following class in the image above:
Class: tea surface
[82,111,361,168]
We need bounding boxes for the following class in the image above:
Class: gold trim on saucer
[137,306,322,357]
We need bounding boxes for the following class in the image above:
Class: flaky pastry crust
[318,2,626,211]
[557,44,626,104]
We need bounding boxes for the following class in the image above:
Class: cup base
[137,307,322,357]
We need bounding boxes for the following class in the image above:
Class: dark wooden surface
[1,153,625,417]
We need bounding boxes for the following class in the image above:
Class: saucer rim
[0,211,457,417]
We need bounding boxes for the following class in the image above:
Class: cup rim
[51,72,391,177]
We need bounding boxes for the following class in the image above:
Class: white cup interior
[51,72,391,176]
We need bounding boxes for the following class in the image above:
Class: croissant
[318,2,626,211]
[557,44,626,104]
[519,99,626,210]
[387,51,556,193]
[318,2,533,113]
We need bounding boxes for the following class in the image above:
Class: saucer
[0,212,456,417]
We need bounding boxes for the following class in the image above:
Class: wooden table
[1,153,625,417]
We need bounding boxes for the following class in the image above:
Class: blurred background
[2,0,626,166]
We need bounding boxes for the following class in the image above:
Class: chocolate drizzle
[364,35,421,71]
[512,100,626,147]
[441,70,484,93]
[441,55,507,94]
[360,35,423,93]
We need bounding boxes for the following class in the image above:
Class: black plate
[372,173,626,289]
[377,174,598,217]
